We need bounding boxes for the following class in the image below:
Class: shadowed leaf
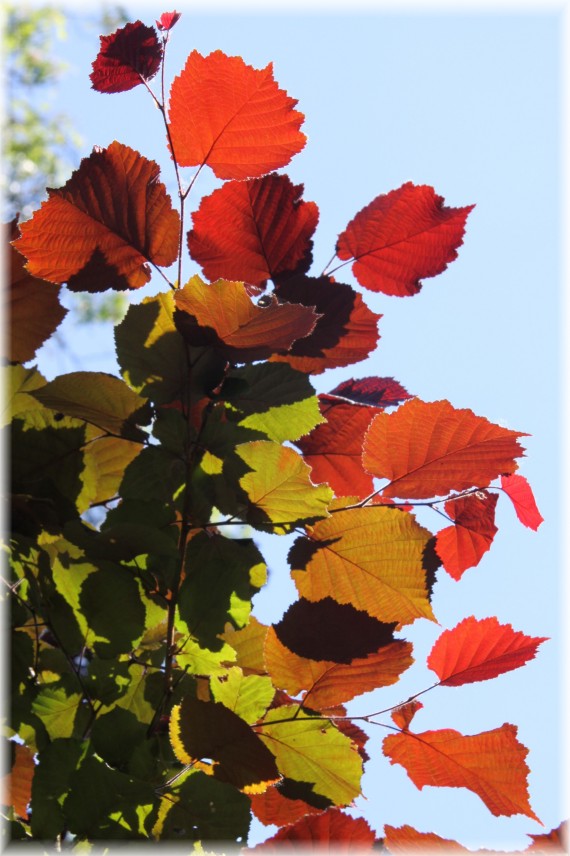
[329,376,412,409]
[253,808,375,850]
[90,21,162,93]
[435,491,498,580]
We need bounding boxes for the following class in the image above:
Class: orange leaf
[188,174,318,286]
[13,142,180,292]
[250,784,322,827]
[435,491,498,580]
[427,615,548,687]
[363,398,527,499]
[383,824,470,852]
[7,220,67,363]
[2,743,35,819]
[222,616,269,676]
[295,396,377,498]
[336,182,474,296]
[527,821,568,852]
[501,474,544,531]
[383,722,540,821]
[174,276,318,362]
[289,506,435,625]
[272,275,381,374]
[253,808,375,850]
[168,50,306,179]
[265,625,413,710]
[391,700,423,731]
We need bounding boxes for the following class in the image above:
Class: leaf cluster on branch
[4,8,562,852]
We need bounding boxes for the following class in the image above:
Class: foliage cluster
[4,9,564,852]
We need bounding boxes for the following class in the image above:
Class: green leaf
[31,738,84,838]
[115,292,187,404]
[90,707,148,767]
[79,564,146,657]
[257,705,363,806]
[178,532,267,650]
[120,445,186,507]
[222,363,324,442]
[237,441,333,531]
[31,686,84,740]
[210,667,275,724]
[2,364,46,427]
[29,371,152,441]
[151,770,251,842]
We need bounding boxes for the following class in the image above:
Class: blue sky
[31,1,566,849]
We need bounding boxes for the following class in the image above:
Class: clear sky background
[28,0,566,849]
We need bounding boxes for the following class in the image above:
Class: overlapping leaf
[265,624,413,710]
[336,182,474,296]
[363,398,527,499]
[257,706,363,806]
[295,395,377,497]
[188,174,318,286]
[427,616,548,687]
[254,808,376,850]
[272,275,381,374]
[383,723,539,821]
[174,276,318,362]
[4,743,34,819]
[250,784,322,828]
[290,506,435,625]
[14,142,180,292]
[8,220,67,364]
[170,697,280,793]
[210,668,275,724]
[435,491,498,580]
[391,701,423,732]
[168,50,306,178]
[237,441,333,529]
[90,21,162,93]
[501,474,544,530]
[330,376,412,408]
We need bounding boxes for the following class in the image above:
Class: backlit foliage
[5,9,561,852]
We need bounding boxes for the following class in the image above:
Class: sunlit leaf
[222,616,269,676]
[250,782,322,827]
[168,50,306,178]
[383,722,540,821]
[7,219,67,363]
[175,275,318,362]
[427,615,548,687]
[435,491,498,580]
[383,824,470,852]
[272,275,380,374]
[257,706,362,806]
[501,474,544,531]
[336,182,474,296]
[3,743,34,819]
[30,371,151,441]
[363,398,527,499]
[156,11,181,32]
[526,821,568,852]
[295,395,377,497]
[391,701,423,732]
[170,697,280,793]
[31,687,83,740]
[265,623,413,710]
[253,807,376,850]
[290,506,435,625]
[210,667,275,724]
[237,441,332,530]
[90,21,162,93]
[14,142,180,292]
[188,173,318,286]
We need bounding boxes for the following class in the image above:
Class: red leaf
[272,275,381,374]
[250,784,322,827]
[427,615,548,687]
[295,396,376,498]
[156,11,181,31]
[13,142,180,292]
[435,491,498,580]
[384,824,470,852]
[168,50,306,179]
[501,474,544,530]
[90,21,162,93]
[7,219,67,363]
[336,182,474,296]
[527,821,568,852]
[329,376,412,409]
[188,174,318,287]
[174,276,318,362]
[253,808,376,851]
[362,398,527,499]
[383,722,540,821]
[391,700,423,731]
